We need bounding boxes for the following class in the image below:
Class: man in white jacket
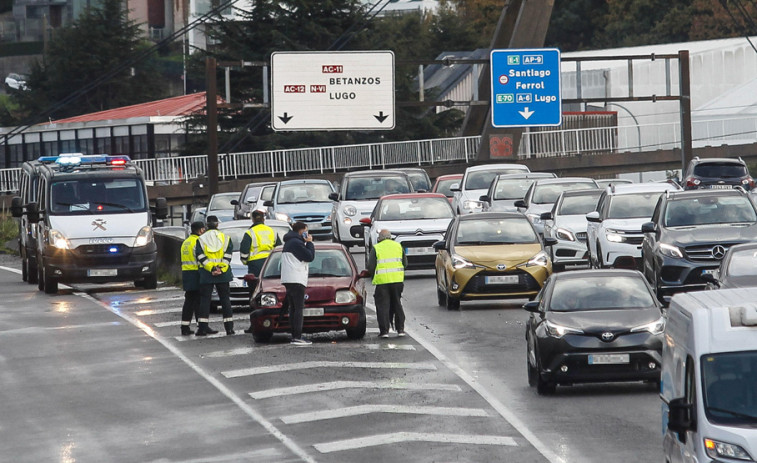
[280,221,315,345]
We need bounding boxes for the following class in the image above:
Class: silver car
[516,177,600,235]
[451,163,530,215]
[541,189,602,271]
[480,172,557,212]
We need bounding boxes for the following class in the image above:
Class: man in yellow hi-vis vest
[179,221,205,335]
[239,210,280,276]
[367,229,408,338]
[195,215,235,336]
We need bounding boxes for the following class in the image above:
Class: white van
[662,288,757,463]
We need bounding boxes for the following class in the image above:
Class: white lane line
[77,293,315,463]
[314,432,517,453]
[175,448,285,462]
[365,302,566,463]
[223,361,436,378]
[135,307,184,316]
[200,343,415,358]
[154,315,248,327]
[280,404,489,424]
[0,266,22,275]
[250,381,460,399]
[173,332,246,342]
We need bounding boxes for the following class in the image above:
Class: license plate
[88,269,117,277]
[709,185,733,189]
[405,247,435,255]
[588,354,630,365]
[308,223,322,230]
[303,308,324,317]
[702,269,718,275]
[485,275,519,285]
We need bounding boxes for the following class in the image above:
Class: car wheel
[28,257,38,284]
[42,265,58,294]
[445,290,460,311]
[252,331,273,343]
[37,260,45,292]
[345,307,367,339]
[437,287,446,307]
[21,255,28,282]
[596,242,604,268]
[535,357,556,395]
[527,341,538,387]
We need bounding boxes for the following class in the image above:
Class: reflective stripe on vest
[180,235,200,271]
[201,232,231,273]
[245,225,276,263]
[372,239,404,285]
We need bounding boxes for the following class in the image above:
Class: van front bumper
[42,242,157,283]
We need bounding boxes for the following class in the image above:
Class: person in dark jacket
[280,222,315,345]
[195,215,235,336]
[179,221,205,335]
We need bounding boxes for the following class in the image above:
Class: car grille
[463,270,541,294]
[624,236,644,245]
[684,242,740,262]
[291,214,327,223]
[73,244,131,265]
[575,232,587,242]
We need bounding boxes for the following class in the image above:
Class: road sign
[490,48,561,128]
[271,51,395,131]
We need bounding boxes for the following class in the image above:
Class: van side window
[684,356,697,431]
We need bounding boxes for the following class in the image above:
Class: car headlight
[452,253,476,269]
[134,225,153,247]
[630,317,665,335]
[545,320,583,337]
[335,289,357,304]
[605,229,623,243]
[704,438,753,461]
[520,251,550,268]
[343,205,357,216]
[555,228,575,241]
[526,213,542,225]
[49,229,70,250]
[463,200,482,210]
[659,243,683,258]
[244,211,251,218]
[259,292,278,307]
[274,212,292,223]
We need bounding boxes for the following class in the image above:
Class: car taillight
[685,177,700,188]
[743,177,755,190]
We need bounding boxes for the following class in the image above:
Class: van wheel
[28,258,38,284]
[21,256,28,282]
[42,265,58,294]
[141,274,158,290]
[345,307,367,339]
[252,331,273,343]
[37,262,45,291]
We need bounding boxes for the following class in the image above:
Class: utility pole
[206,57,219,196]
[679,50,693,174]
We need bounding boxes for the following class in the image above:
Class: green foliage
[0,214,19,254]
[0,41,43,57]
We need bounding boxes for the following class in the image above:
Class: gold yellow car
[433,212,555,310]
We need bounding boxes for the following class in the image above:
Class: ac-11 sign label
[271,51,395,131]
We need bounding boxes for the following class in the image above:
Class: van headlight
[335,289,357,304]
[49,229,71,249]
[659,243,683,258]
[343,205,357,216]
[630,317,665,335]
[545,320,583,338]
[704,438,753,461]
[260,293,278,306]
[520,251,549,268]
[134,226,153,247]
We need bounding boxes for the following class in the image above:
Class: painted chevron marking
[314,432,517,453]
[201,343,415,358]
[223,361,436,378]
[250,381,461,399]
[280,405,489,424]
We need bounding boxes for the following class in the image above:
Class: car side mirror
[449,183,460,192]
[358,269,370,279]
[153,197,168,219]
[242,274,259,292]
[263,200,274,207]
[10,196,23,218]
[543,237,558,247]
[586,211,601,223]
[328,192,339,201]
[523,301,540,312]
[540,212,553,221]
[479,195,490,203]
[349,224,365,239]
[641,222,657,233]
[433,240,446,251]
[514,200,527,209]
[667,397,695,437]
[359,217,372,226]
[230,199,239,206]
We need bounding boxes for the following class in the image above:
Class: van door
[668,356,698,463]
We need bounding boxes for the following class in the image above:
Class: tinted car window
[664,196,757,227]
[407,172,431,191]
[278,183,333,203]
[533,182,596,204]
[606,193,662,219]
[701,352,757,426]
[456,217,538,245]
[558,195,600,215]
[345,176,410,200]
[465,169,526,190]
[494,179,535,200]
[377,197,453,221]
[693,163,748,178]
[50,178,147,215]
[262,249,351,278]
[549,276,656,311]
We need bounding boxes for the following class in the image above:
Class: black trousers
[374,282,405,334]
[198,282,233,321]
[283,283,306,339]
[181,290,201,324]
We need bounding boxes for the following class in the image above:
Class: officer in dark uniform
[195,215,235,336]
[179,221,205,335]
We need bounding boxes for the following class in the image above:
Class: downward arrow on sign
[374,111,388,123]
[518,107,534,120]
[278,113,293,124]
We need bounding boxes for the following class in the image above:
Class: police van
[11,154,167,294]
[661,288,757,463]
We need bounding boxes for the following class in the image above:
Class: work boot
[195,322,218,336]
[224,321,235,335]
[180,325,193,336]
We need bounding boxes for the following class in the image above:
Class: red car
[432,174,463,203]
[248,242,369,343]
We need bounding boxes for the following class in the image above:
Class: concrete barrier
[154,231,183,285]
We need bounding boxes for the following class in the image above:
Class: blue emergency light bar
[38,154,131,166]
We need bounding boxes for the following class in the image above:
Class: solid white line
[250,381,461,399]
[173,332,246,342]
[0,265,22,275]
[154,314,248,327]
[314,432,517,453]
[200,343,415,358]
[280,404,489,424]
[223,361,436,378]
[135,307,184,316]
[76,293,315,463]
[366,302,565,463]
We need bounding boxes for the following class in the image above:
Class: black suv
[682,156,754,190]
[640,188,757,302]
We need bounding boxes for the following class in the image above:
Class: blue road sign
[490,48,562,128]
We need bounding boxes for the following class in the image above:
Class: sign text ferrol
[271,51,395,131]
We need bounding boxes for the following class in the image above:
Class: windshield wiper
[707,407,757,421]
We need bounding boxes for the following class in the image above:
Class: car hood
[666,223,757,246]
[489,200,520,212]
[259,276,355,304]
[554,215,589,231]
[453,243,542,267]
[337,199,378,215]
[526,204,553,215]
[276,202,333,215]
[207,209,235,221]
[461,189,487,202]
[548,306,661,333]
[601,218,649,231]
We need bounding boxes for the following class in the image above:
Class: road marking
[250,380,460,399]
[135,307,184,316]
[314,432,517,453]
[365,302,566,463]
[77,293,316,463]
[154,314,248,327]
[175,448,286,462]
[173,332,246,341]
[223,361,436,378]
[201,343,415,358]
[280,404,489,424]
[113,295,185,307]
[0,266,22,275]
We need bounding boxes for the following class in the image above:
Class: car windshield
[549,276,656,311]
[494,179,535,200]
[532,181,597,204]
[377,197,453,221]
[262,249,352,278]
[407,172,431,191]
[701,351,757,426]
[208,194,237,210]
[434,178,460,197]
[664,196,757,227]
[345,176,410,200]
[693,163,748,178]
[456,217,538,245]
[221,225,289,252]
[465,169,527,190]
[726,249,757,277]
[243,187,263,202]
[607,193,663,219]
[558,194,601,215]
[50,178,147,215]
[278,183,333,203]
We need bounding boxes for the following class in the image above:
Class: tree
[545,0,608,51]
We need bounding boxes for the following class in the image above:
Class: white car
[451,163,530,214]
[586,182,681,269]
[353,193,454,269]
[515,177,600,235]
[480,172,556,212]
[541,189,602,271]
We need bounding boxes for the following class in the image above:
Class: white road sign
[271,51,395,131]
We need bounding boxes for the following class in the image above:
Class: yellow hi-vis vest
[180,234,200,271]
[200,231,231,273]
[372,239,405,285]
[244,225,276,263]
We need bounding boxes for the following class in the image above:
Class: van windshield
[50,178,148,215]
[701,351,757,426]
